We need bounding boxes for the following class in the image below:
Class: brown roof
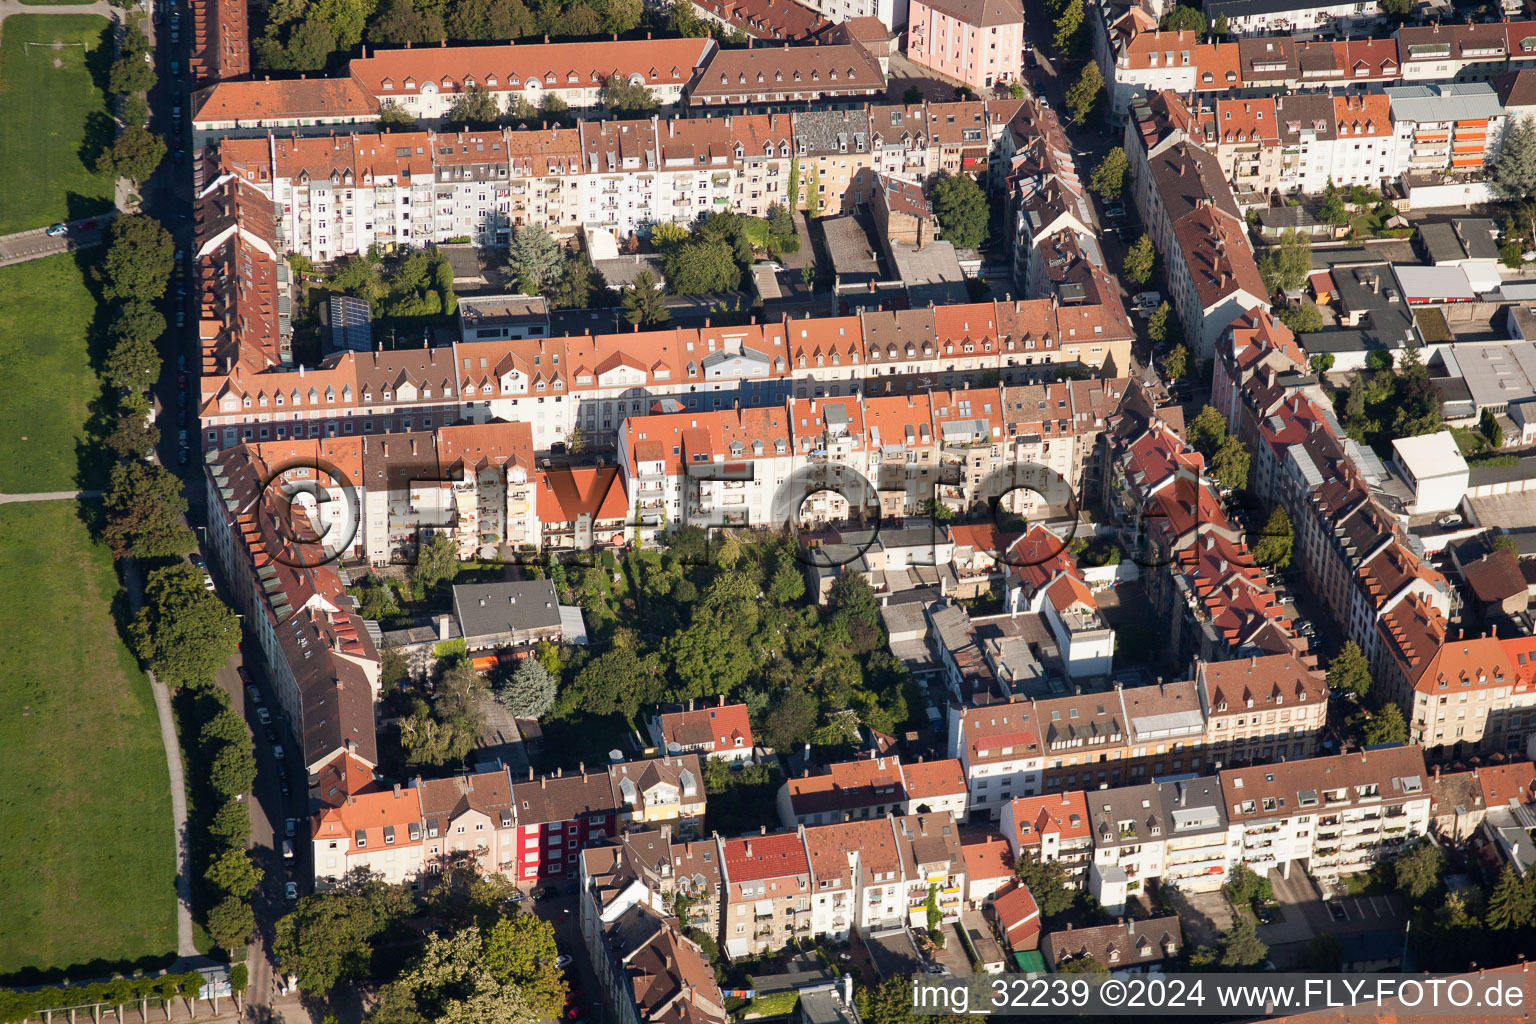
[349,37,713,96]
[511,768,618,826]
[1462,547,1527,605]
[903,759,967,799]
[804,819,903,889]
[415,769,515,830]
[686,43,884,103]
[914,0,1024,28]
[1198,652,1326,717]
[1041,916,1181,969]
[1219,747,1429,825]
[194,78,379,123]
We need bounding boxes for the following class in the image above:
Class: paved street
[0,217,113,267]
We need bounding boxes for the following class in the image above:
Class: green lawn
[0,14,115,234]
[0,501,176,979]
[0,254,107,492]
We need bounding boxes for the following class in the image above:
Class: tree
[1394,839,1445,902]
[508,224,565,295]
[376,104,418,129]
[229,965,249,1007]
[274,876,415,994]
[207,848,262,899]
[1481,407,1504,449]
[482,914,567,1020]
[1251,505,1293,569]
[1310,353,1335,376]
[1224,863,1274,905]
[1363,703,1408,745]
[621,270,669,326]
[209,741,258,797]
[767,202,795,238]
[114,298,168,347]
[201,708,250,750]
[396,927,537,1024]
[109,46,156,96]
[1065,60,1103,123]
[925,883,943,939]
[368,0,445,43]
[413,533,459,593]
[1211,435,1251,492]
[98,125,166,183]
[1187,405,1228,456]
[210,798,252,845]
[665,238,741,294]
[602,74,658,117]
[1148,301,1176,344]
[103,460,194,560]
[1279,302,1324,334]
[1161,342,1189,381]
[760,687,817,750]
[207,896,256,951]
[1493,115,1536,202]
[1089,147,1128,200]
[1124,233,1155,284]
[1058,955,1110,974]
[1052,0,1083,52]
[1297,932,1341,971]
[447,85,502,125]
[547,253,606,310]
[400,662,488,769]
[1259,229,1312,295]
[1320,179,1350,227]
[1014,855,1074,918]
[1381,0,1413,14]
[1211,12,1228,34]
[1486,865,1533,930]
[929,172,989,250]
[496,658,556,719]
[1219,915,1268,969]
[858,976,919,1024]
[99,214,174,303]
[106,414,158,459]
[1327,642,1371,698]
[132,563,241,688]
[105,332,162,392]
[1159,3,1206,33]
[331,252,385,301]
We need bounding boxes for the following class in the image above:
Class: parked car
[1438,514,1463,527]
[1254,903,1275,925]
[189,552,205,570]
[280,777,291,798]
[170,59,180,77]
[555,954,573,970]
[264,726,278,744]
[45,223,67,237]
[246,685,261,705]
[285,881,298,900]
[273,744,285,760]
[1327,900,1347,921]
[79,218,97,230]
[177,447,189,465]
[175,310,186,327]
[257,707,272,725]
[202,572,215,591]
[283,840,294,859]
[285,817,297,837]
[1104,206,1127,220]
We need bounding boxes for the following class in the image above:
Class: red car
[564,1005,586,1020]
[79,218,98,230]
[566,990,584,1004]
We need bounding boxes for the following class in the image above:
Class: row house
[1197,652,1329,768]
[352,38,716,119]
[192,78,377,132]
[905,0,1026,92]
[508,755,707,882]
[1001,790,1093,885]
[189,0,248,85]
[777,755,968,826]
[1085,778,1234,914]
[803,818,907,939]
[647,699,756,763]
[893,812,967,925]
[1204,0,1384,38]
[728,113,795,218]
[1125,92,1265,361]
[999,382,1083,517]
[199,299,1133,467]
[793,109,875,216]
[505,126,583,235]
[1096,15,1536,128]
[195,173,293,373]
[310,767,516,888]
[721,829,814,956]
[1387,81,1508,174]
[1220,746,1431,884]
[1393,633,1536,760]
[201,443,381,777]
[578,890,728,1024]
[688,0,831,41]
[1042,916,1182,972]
[684,42,886,115]
[1210,308,1454,678]
[432,131,515,247]
[1003,526,1114,678]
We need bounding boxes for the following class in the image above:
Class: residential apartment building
[721,830,814,956]
[311,781,426,887]
[414,769,519,876]
[1084,779,1234,913]
[1204,0,1382,38]
[1219,746,1431,883]
[1001,790,1093,884]
[1387,82,1508,174]
[647,699,756,763]
[510,767,624,881]
[684,43,886,115]
[1396,634,1536,759]
[905,0,1026,92]
[1197,652,1329,767]
[353,38,715,118]
[777,755,968,826]
[579,891,728,1024]
[793,109,875,215]
[803,818,908,939]
[949,703,1045,819]
[609,755,708,838]
[893,812,968,925]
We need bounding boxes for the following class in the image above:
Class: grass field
[0,14,115,234]
[0,501,176,979]
[0,254,108,492]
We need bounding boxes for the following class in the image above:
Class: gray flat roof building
[453,579,565,650]
[457,294,551,342]
[1386,82,1506,124]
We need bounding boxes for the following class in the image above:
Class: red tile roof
[723,831,810,882]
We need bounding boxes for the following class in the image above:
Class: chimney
[393,783,401,797]
[745,840,753,856]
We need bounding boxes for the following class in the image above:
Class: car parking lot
[1262,865,1409,963]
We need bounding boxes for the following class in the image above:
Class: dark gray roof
[1468,457,1536,487]
[1276,92,1337,144]
[1455,218,1501,260]
[1147,142,1238,225]
[793,109,870,156]
[1207,0,1347,15]
[1257,206,1320,230]
[453,579,562,639]
[1419,221,1466,264]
